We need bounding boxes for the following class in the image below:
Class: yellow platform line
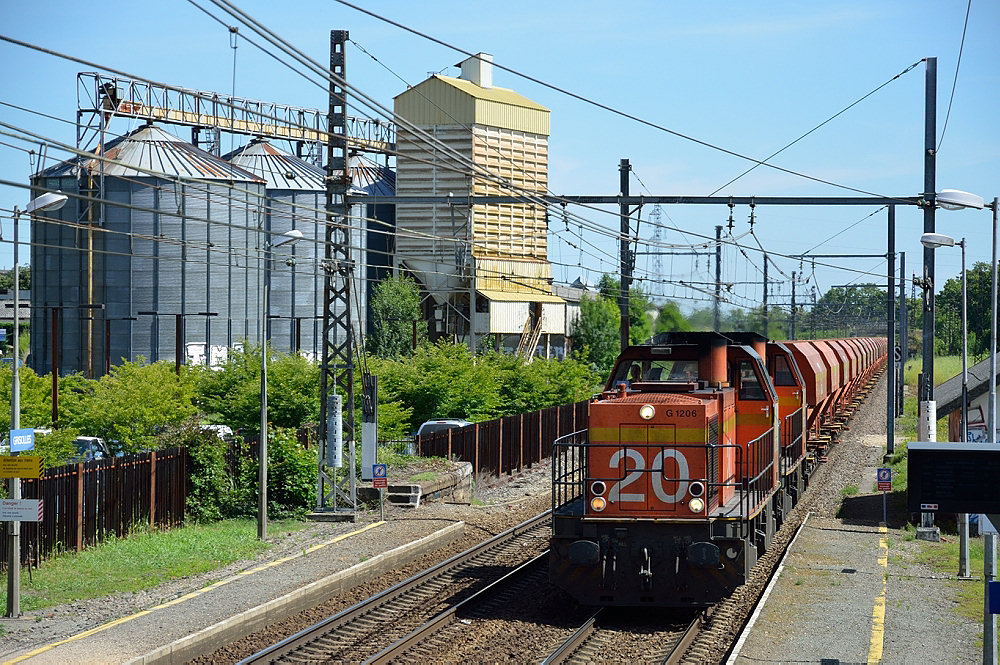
[867,524,889,664]
[3,520,385,664]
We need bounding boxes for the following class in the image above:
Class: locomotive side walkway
[731,436,984,665]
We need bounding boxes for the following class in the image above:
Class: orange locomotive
[550,331,886,607]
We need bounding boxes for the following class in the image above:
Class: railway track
[544,608,702,664]
[240,511,550,664]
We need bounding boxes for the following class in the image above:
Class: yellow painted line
[867,525,889,664]
[3,520,385,664]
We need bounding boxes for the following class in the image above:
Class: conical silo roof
[223,138,325,191]
[349,154,395,196]
[40,124,263,182]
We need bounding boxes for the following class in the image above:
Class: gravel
[0,459,555,663]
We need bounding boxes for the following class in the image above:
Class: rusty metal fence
[0,448,187,569]
[416,401,590,477]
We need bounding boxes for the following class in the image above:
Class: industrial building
[25,57,579,378]
[393,54,567,356]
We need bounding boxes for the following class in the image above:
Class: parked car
[416,419,473,438]
[72,436,111,462]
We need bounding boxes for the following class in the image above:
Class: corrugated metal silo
[224,141,395,355]
[31,123,267,376]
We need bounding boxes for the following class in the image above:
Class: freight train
[549,331,886,607]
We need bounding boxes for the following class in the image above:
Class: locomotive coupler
[639,546,653,591]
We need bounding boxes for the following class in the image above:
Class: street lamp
[921,232,969,578]
[258,228,303,541]
[7,190,68,618]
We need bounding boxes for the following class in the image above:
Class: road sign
[10,427,34,452]
[372,463,387,489]
[0,456,43,479]
[0,498,42,522]
[877,467,892,492]
[893,345,902,363]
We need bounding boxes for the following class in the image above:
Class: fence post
[518,413,524,473]
[498,418,503,476]
[474,423,480,476]
[538,410,543,464]
[447,428,453,462]
[75,463,84,552]
[149,451,157,528]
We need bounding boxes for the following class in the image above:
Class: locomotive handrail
[780,407,805,476]
[551,431,778,533]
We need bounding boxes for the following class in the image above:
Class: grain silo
[225,140,395,355]
[393,53,565,355]
[31,123,267,377]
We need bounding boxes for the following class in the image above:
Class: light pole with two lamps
[920,231,970,578]
[258,228,303,541]
[7,191,68,617]
[924,188,997,663]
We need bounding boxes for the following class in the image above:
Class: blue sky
[1,0,998,315]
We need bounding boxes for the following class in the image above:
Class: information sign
[877,467,892,492]
[10,427,35,452]
[907,443,1000,513]
[0,498,42,522]
[372,463,388,489]
[0,456,43,479]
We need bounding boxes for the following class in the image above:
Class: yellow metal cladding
[394,74,552,300]
[394,76,550,135]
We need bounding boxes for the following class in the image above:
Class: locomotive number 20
[608,448,690,504]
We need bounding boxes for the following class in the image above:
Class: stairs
[386,484,421,508]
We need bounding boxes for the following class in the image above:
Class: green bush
[157,422,236,523]
[234,427,316,520]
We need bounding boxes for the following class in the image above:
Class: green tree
[195,344,319,433]
[570,293,620,373]
[66,360,197,453]
[369,275,426,358]
[595,275,653,344]
[654,301,691,333]
[0,266,30,292]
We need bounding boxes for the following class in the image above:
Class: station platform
[729,512,983,664]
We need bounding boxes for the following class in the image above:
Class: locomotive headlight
[688,497,705,513]
[638,404,655,420]
[590,496,607,512]
[590,480,607,496]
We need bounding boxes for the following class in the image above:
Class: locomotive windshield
[610,359,699,387]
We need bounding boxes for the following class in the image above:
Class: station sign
[0,498,42,522]
[0,456,44,479]
[907,443,1000,514]
[10,427,34,452]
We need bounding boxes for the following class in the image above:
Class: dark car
[72,436,111,462]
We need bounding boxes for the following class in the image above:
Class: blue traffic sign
[372,464,387,478]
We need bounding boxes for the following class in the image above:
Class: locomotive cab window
[770,355,797,386]
[736,360,766,400]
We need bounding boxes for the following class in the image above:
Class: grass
[840,485,860,497]
[0,518,312,615]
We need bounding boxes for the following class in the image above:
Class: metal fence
[416,401,590,477]
[0,448,187,569]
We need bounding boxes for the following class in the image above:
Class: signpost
[878,467,892,524]
[372,464,387,521]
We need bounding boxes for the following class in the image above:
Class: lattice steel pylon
[650,204,663,297]
[317,30,356,515]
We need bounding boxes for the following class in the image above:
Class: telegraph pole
[713,225,722,331]
[317,29,356,517]
[762,253,769,338]
[790,271,797,340]
[619,158,631,350]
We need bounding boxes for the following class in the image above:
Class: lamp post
[258,228,303,541]
[927,189,994,662]
[920,232,969,577]
[7,191,67,618]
